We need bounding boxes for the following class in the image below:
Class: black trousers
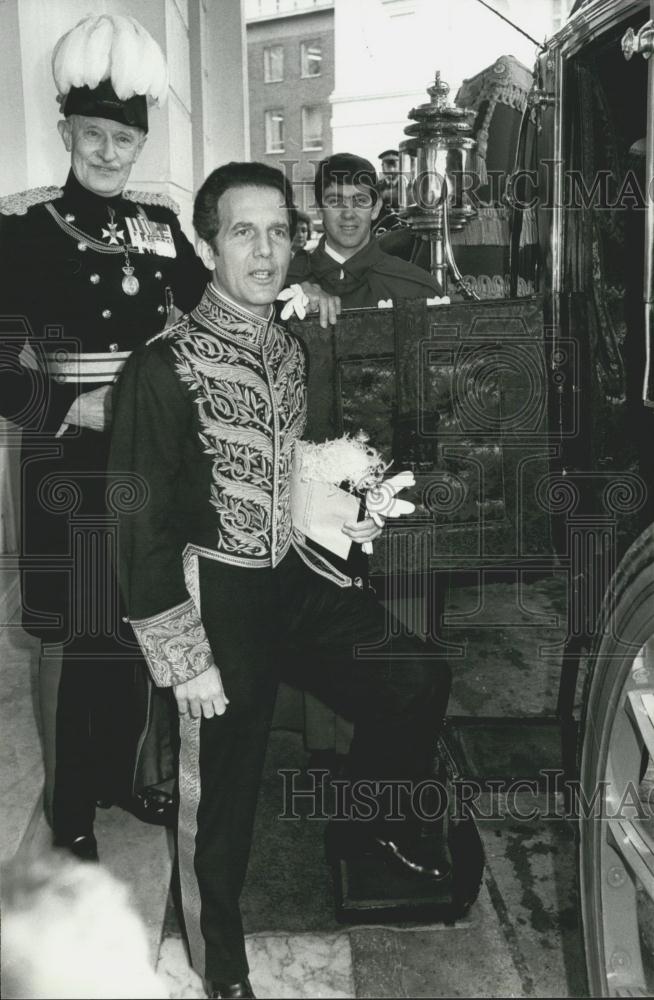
[23,429,177,838]
[49,650,177,838]
[177,548,451,983]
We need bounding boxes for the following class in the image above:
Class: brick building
[245,0,334,212]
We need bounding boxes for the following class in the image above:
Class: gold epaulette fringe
[124,190,181,215]
[0,186,64,216]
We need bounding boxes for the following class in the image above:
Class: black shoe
[372,828,452,881]
[106,788,177,827]
[53,832,99,863]
[207,979,255,999]
[326,818,451,880]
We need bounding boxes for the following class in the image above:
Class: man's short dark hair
[379,148,399,160]
[314,153,379,207]
[193,161,297,243]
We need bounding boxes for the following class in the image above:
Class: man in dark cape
[287,152,437,308]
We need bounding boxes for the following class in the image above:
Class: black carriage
[292,1,654,990]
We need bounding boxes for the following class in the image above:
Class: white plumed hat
[52,14,168,131]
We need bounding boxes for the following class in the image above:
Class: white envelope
[291,476,360,560]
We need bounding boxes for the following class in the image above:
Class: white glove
[277,284,310,321]
[362,470,416,554]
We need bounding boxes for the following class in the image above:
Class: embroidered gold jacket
[109,284,346,688]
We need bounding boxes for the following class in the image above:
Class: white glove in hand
[277,284,309,321]
[362,470,416,554]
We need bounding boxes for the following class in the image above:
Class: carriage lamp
[399,71,478,299]
[621,20,654,61]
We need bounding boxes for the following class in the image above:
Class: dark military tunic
[0,169,210,835]
[0,169,210,641]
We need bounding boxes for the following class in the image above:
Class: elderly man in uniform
[109,161,451,999]
[0,14,209,860]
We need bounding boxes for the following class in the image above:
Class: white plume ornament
[81,16,114,91]
[295,432,388,493]
[132,20,168,103]
[110,17,142,99]
[52,14,168,105]
[52,17,94,91]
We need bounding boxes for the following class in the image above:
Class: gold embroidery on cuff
[131,598,213,687]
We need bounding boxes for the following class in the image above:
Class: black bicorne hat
[60,79,149,132]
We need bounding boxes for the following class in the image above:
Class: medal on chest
[125,216,177,258]
[45,201,181,299]
[100,206,140,296]
[121,250,140,295]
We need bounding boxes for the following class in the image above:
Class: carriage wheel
[579,526,654,996]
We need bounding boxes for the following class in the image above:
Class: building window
[300,40,322,78]
[264,110,285,153]
[263,44,284,83]
[301,106,323,151]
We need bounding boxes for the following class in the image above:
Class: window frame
[264,108,285,154]
[263,44,284,84]
[301,105,323,152]
[300,38,323,78]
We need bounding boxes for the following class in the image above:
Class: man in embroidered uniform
[0,15,210,860]
[109,162,451,999]
[287,152,437,308]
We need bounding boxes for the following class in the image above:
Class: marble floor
[150,797,582,999]
[157,932,356,999]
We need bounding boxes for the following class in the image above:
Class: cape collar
[313,234,385,280]
[323,237,372,266]
[191,282,273,345]
[323,242,347,265]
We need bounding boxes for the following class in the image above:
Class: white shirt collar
[324,242,347,265]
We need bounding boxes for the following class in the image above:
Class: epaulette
[124,189,181,216]
[0,186,64,216]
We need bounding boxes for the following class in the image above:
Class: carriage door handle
[622,21,654,60]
